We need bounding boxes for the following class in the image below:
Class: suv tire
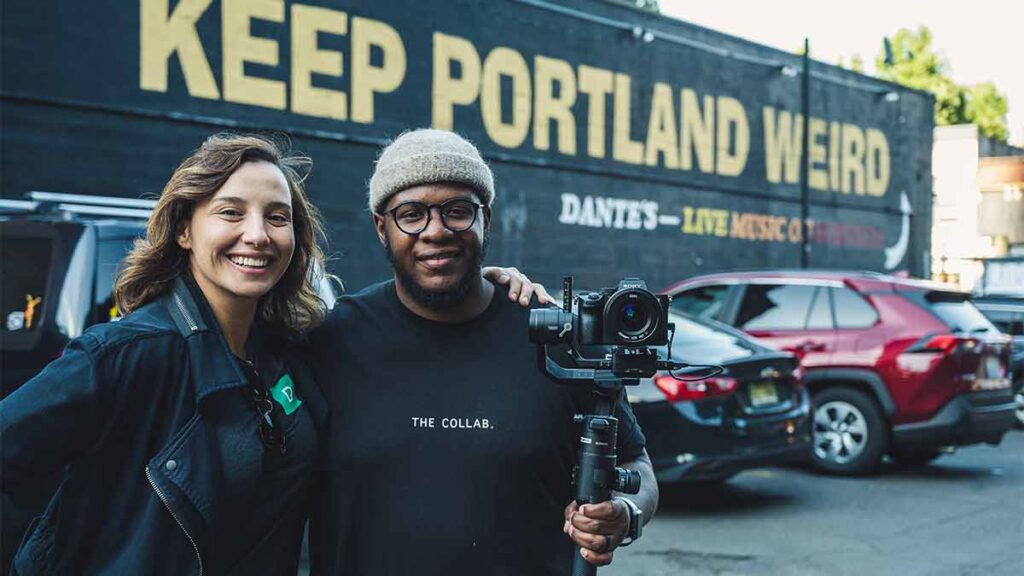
[811,387,887,475]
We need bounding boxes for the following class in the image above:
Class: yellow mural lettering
[290,4,348,120]
[644,83,678,168]
[787,217,802,243]
[680,89,714,173]
[431,32,481,130]
[612,73,643,165]
[350,17,406,124]
[865,128,890,197]
[841,123,866,194]
[829,121,842,191]
[222,0,286,110]
[716,96,749,176]
[730,212,787,242]
[140,0,219,99]
[678,204,821,244]
[681,206,728,237]
[533,55,577,155]
[577,65,613,159]
[481,47,532,148]
[136,9,894,198]
[808,117,828,191]
[763,107,802,184]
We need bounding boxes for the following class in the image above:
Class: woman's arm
[1,336,107,492]
[482,266,555,306]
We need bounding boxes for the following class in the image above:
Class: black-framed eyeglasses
[384,198,484,235]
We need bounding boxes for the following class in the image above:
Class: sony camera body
[529,277,670,350]
[576,278,670,347]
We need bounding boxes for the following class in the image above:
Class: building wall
[932,125,1024,291]
[931,125,991,289]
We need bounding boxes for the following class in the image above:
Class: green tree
[966,82,1010,141]
[837,55,865,74]
[873,26,1009,141]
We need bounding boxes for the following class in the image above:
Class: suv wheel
[811,387,887,475]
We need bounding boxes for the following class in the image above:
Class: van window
[94,238,132,323]
[2,238,52,332]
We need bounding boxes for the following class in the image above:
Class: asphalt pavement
[609,430,1024,576]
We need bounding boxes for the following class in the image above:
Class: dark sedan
[629,313,812,483]
[972,295,1024,428]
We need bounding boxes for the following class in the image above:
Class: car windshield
[1,235,52,333]
[667,313,759,364]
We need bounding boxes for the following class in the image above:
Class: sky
[659,0,1024,145]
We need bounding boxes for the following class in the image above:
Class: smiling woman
[0,133,332,575]
[176,161,298,355]
[116,134,327,338]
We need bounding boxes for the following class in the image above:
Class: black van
[1,193,153,398]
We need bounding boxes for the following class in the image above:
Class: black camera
[528,277,681,575]
[529,277,670,348]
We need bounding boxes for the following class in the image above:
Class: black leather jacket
[2,276,327,575]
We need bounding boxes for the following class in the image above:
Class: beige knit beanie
[368,129,495,213]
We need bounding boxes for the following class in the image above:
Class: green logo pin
[270,373,302,415]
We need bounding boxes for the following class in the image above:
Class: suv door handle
[796,341,826,352]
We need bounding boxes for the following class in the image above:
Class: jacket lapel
[166,277,249,405]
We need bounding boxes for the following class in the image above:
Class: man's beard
[385,236,488,310]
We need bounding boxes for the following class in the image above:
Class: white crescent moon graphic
[884,191,913,270]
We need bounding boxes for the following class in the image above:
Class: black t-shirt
[308,280,646,576]
[207,353,318,575]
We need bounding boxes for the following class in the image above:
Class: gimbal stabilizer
[532,278,686,576]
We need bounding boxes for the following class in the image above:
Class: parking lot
[610,431,1024,576]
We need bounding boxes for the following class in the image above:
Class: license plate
[748,381,779,406]
[984,356,1002,378]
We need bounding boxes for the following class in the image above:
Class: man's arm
[563,449,659,566]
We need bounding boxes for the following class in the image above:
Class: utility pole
[800,37,811,269]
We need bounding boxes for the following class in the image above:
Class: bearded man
[308,129,657,575]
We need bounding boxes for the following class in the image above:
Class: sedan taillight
[654,374,738,402]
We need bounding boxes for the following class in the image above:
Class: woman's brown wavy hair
[114,133,328,334]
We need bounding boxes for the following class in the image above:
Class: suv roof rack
[697,267,895,279]
[0,191,156,220]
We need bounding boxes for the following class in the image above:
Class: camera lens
[604,288,662,345]
[620,302,649,332]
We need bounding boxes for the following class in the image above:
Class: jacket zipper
[146,466,203,575]
[173,291,198,332]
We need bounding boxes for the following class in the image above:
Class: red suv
[663,270,1016,475]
